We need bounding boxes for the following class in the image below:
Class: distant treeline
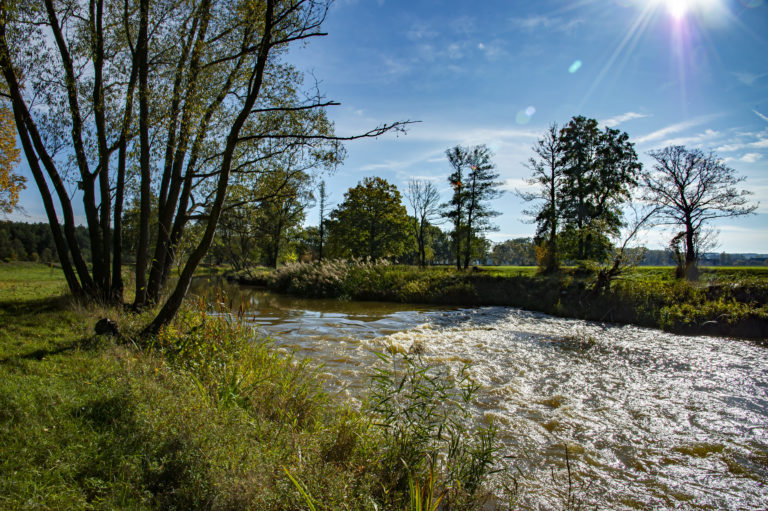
[489,237,768,267]
[0,221,90,263]
[2,221,765,267]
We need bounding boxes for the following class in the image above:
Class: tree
[490,238,536,266]
[406,178,440,267]
[442,145,502,270]
[558,116,641,262]
[520,124,562,272]
[642,146,757,280]
[326,176,410,259]
[318,180,327,261]
[0,0,408,334]
[0,104,23,214]
[443,146,469,270]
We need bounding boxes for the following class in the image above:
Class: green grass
[0,263,503,510]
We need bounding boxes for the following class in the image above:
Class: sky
[285,0,768,253]
[9,0,768,253]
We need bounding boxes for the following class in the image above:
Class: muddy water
[193,282,768,510]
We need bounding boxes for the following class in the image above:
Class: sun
[656,0,723,20]
[665,0,689,19]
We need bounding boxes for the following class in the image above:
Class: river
[193,281,768,510]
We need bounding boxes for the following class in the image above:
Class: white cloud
[754,109,768,123]
[509,16,584,32]
[732,71,767,86]
[740,153,763,163]
[600,112,649,128]
[406,22,438,41]
[635,116,717,145]
[651,129,720,149]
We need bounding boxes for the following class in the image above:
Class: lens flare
[515,106,536,125]
[569,60,583,73]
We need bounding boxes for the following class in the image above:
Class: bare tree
[642,146,757,280]
[406,178,440,267]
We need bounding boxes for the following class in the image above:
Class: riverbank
[0,263,502,509]
[264,261,768,341]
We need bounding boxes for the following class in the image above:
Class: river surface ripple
[199,286,768,510]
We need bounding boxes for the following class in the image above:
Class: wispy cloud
[754,109,768,123]
[406,22,438,41]
[635,115,718,145]
[509,15,584,33]
[740,153,763,163]
[732,71,767,86]
[600,112,649,128]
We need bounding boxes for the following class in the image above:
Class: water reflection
[190,280,768,510]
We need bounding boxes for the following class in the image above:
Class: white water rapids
[198,285,768,509]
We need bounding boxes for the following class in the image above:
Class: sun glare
[667,0,688,19]
[657,0,724,20]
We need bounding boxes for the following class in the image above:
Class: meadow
[0,263,504,510]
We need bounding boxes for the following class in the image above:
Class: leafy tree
[0,104,23,214]
[642,146,757,280]
[326,176,410,259]
[490,238,536,266]
[558,116,641,262]
[406,178,441,267]
[520,124,562,272]
[0,0,407,333]
[442,145,502,270]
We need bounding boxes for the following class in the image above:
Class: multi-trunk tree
[0,0,407,334]
[442,145,501,270]
[522,117,641,267]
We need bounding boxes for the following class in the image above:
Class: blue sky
[10,0,768,252]
[288,0,768,253]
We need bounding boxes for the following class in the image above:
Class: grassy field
[0,262,503,510]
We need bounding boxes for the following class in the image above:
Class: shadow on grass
[72,393,215,507]
[0,294,74,317]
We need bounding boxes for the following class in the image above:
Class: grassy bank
[267,261,768,341]
[0,263,505,510]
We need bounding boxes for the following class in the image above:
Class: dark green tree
[442,145,502,270]
[557,116,641,262]
[326,176,410,259]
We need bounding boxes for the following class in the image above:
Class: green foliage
[366,350,500,509]
[442,145,502,269]
[1,264,509,510]
[557,116,641,262]
[326,176,412,259]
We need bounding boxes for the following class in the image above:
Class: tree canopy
[442,145,502,270]
[326,176,411,260]
[557,116,641,262]
[0,105,23,214]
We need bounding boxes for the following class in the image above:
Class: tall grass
[1,263,506,509]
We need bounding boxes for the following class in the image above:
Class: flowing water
[193,281,768,510]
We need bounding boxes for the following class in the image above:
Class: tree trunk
[133,0,151,308]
